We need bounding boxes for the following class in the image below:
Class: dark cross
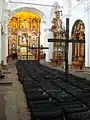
[29,46,49,62]
[28,34,49,63]
[48,18,85,81]
[21,33,49,62]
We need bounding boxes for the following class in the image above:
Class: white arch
[70,18,85,37]
[9,7,46,22]
[8,7,47,51]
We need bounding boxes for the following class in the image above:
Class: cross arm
[29,47,49,49]
[68,39,85,43]
[48,38,85,43]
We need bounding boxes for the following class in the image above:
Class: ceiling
[5,0,81,9]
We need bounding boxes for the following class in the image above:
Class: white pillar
[45,30,50,62]
[2,20,8,65]
[0,24,2,63]
[2,10,9,65]
[68,43,72,65]
[84,1,90,67]
[45,30,53,62]
[0,0,4,63]
[40,20,46,46]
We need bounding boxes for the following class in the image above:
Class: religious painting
[12,43,16,49]
[11,43,17,55]
[22,33,28,43]
[71,20,85,69]
[31,31,37,40]
[32,43,36,48]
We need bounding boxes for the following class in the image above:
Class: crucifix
[28,46,49,63]
[48,18,85,81]
[28,34,49,63]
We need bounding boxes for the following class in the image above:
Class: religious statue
[51,11,65,39]
[72,21,85,40]
[22,33,28,45]
[50,10,65,67]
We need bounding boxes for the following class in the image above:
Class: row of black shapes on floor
[16,60,90,120]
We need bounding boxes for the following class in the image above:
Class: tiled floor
[0,60,90,120]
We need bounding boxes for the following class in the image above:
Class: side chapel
[71,20,85,69]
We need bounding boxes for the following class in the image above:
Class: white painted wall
[0,0,5,64]
[2,10,9,65]
[2,0,89,66]
[84,0,90,67]
[4,0,68,62]
[69,1,90,67]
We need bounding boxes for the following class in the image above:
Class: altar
[8,11,45,60]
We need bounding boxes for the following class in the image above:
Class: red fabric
[7,54,12,61]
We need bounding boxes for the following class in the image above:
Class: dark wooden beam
[48,39,85,43]
[65,18,69,81]
[29,47,49,49]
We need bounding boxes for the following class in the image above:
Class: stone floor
[0,63,31,120]
[0,60,90,120]
[40,60,90,80]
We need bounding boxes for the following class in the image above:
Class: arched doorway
[8,11,43,60]
[71,20,85,69]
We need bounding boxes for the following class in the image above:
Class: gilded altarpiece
[8,12,42,60]
[71,20,85,69]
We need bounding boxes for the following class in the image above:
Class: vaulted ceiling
[4,0,83,19]
[5,0,81,9]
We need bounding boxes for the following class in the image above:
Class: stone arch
[71,19,85,70]
[71,19,85,37]
[9,7,46,22]
[8,7,47,60]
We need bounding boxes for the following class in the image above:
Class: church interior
[0,0,90,120]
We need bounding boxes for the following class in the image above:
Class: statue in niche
[22,33,28,44]
[11,43,17,60]
[22,35,27,43]
[12,43,16,49]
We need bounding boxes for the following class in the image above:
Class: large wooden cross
[48,18,85,81]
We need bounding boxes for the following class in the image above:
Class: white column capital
[84,0,90,12]
[3,15,9,22]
